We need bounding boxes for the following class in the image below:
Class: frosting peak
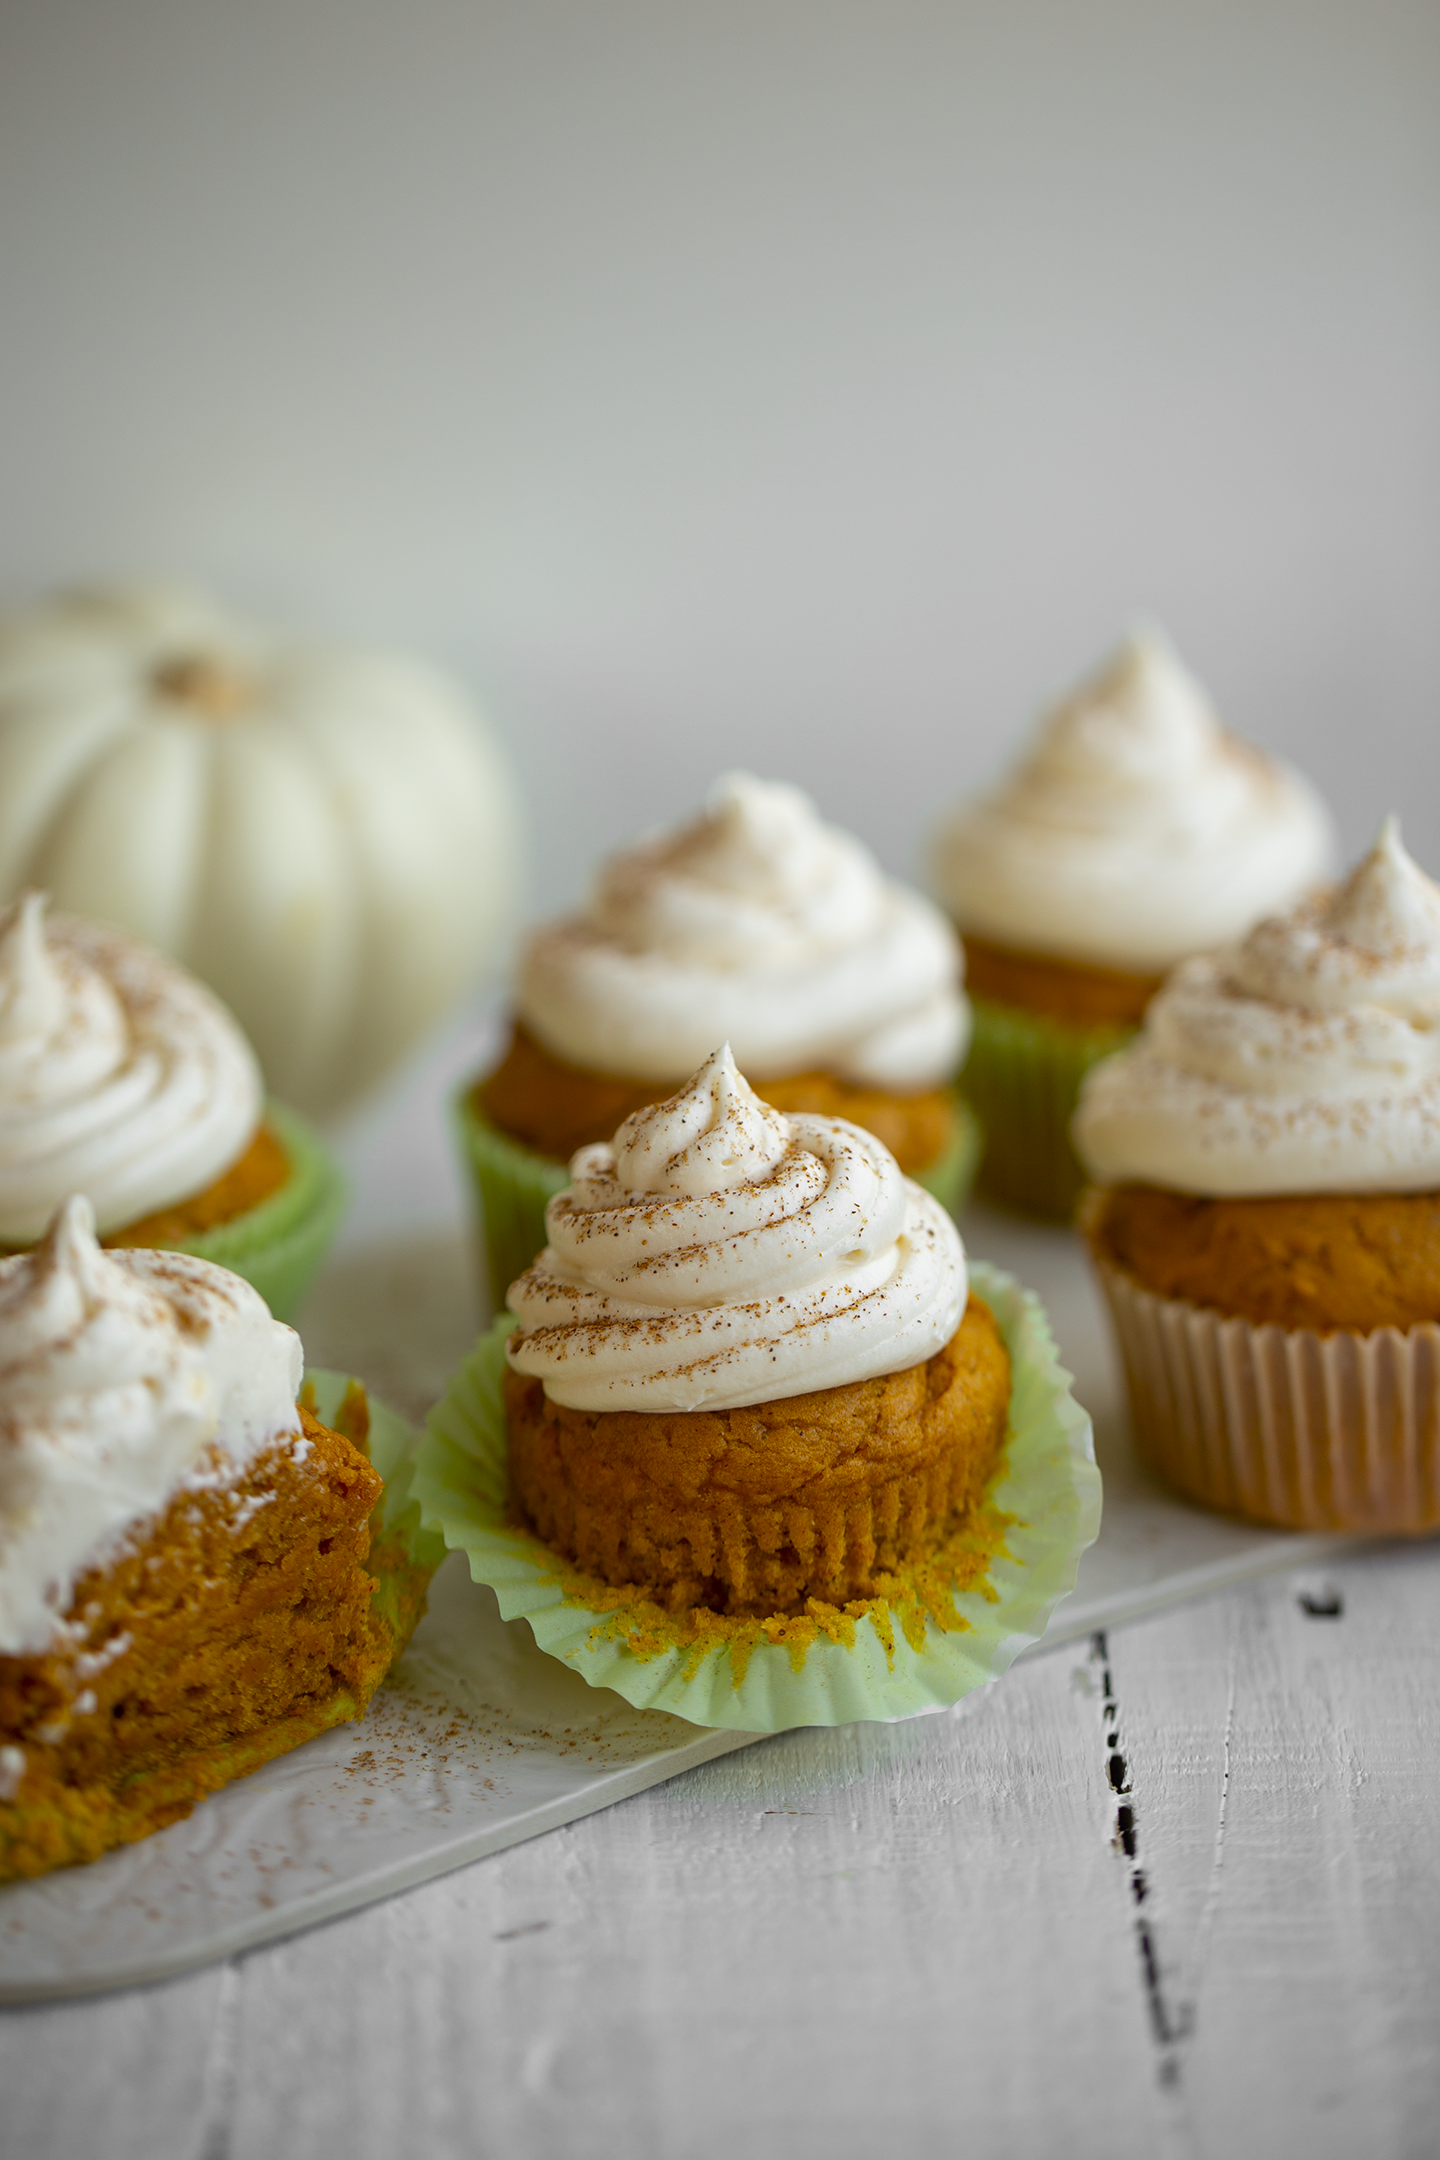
[0,893,66,1045]
[507,1049,967,1412]
[13,1191,155,1357]
[612,1044,788,1196]
[0,1198,303,1653]
[932,627,1333,972]
[1074,821,1440,1197]
[0,900,261,1244]
[518,773,968,1091]
[1232,819,1440,1019]
[1031,628,1218,790]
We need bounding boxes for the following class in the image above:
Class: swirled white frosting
[518,773,968,1090]
[932,629,1333,972]
[0,1197,302,1654]
[1073,822,1440,1196]
[0,895,261,1244]
[506,1044,967,1412]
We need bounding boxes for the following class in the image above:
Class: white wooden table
[4,1021,1439,2158]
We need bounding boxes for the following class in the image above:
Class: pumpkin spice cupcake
[462,772,976,1304]
[419,1049,1101,1729]
[1074,821,1440,1532]
[0,1199,433,1882]
[500,1044,1008,1615]
[932,628,1332,1218]
[0,894,345,1318]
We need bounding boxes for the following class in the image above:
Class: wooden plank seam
[1093,1629,1193,2093]
[194,1957,241,2160]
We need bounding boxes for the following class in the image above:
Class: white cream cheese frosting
[0,1196,303,1654]
[506,1044,968,1413]
[518,772,969,1090]
[932,628,1333,973]
[1073,822,1440,1196]
[0,894,261,1244]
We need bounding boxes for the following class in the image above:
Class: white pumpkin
[0,585,522,1117]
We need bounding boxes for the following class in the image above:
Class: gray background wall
[0,0,1436,916]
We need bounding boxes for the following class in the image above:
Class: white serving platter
[0,1553,756,2003]
[0,1034,1368,2004]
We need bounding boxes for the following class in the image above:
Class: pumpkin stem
[152,653,251,720]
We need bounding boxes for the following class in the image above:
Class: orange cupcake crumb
[1084,1181,1440,1334]
[962,933,1161,1030]
[0,1407,401,1883]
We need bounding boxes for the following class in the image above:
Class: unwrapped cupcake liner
[963,997,1134,1223]
[457,1087,983,1314]
[181,1100,347,1321]
[1090,1254,1440,1533]
[305,1368,448,1598]
[411,1260,1101,1732]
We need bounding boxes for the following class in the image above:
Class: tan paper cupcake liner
[1091,1254,1440,1532]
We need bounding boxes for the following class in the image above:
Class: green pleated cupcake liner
[457,1086,984,1316]
[913,1091,982,1218]
[305,1368,447,1645]
[962,999,1135,1224]
[180,1100,348,1321]
[453,1093,570,1312]
[411,1260,1101,1732]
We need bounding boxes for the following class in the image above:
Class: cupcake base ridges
[179,1099,348,1321]
[1090,1251,1440,1533]
[456,1087,981,1314]
[504,1295,1010,1616]
[962,996,1134,1223]
[0,1373,440,1884]
[412,1260,1101,1731]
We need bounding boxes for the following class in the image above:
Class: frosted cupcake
[0,894,345,1318]
[502,1045,1007,1613]
[1075,821,1440,1531]
[932,629,1332,1218]
[0,1199,433,1880]
[462,773,975,1304]
[420,1047,1101,1729]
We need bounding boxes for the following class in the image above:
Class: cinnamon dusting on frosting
[517,773,968,1091]
[0,1197,302,1653]
[0,897,261,1243]
[506,1045,967,1411]
[1074,821,1440,1196]
[934,626,1332,972]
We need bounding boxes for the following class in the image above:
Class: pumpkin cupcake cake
[932,628,1332,1218]
[419,1044,1100,1730]
[462,771,976,1304]
[0,1198,434,1882]
[501,1044,1006,1616]
[0,893,344,1318]
[1075,820,1440,1532]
